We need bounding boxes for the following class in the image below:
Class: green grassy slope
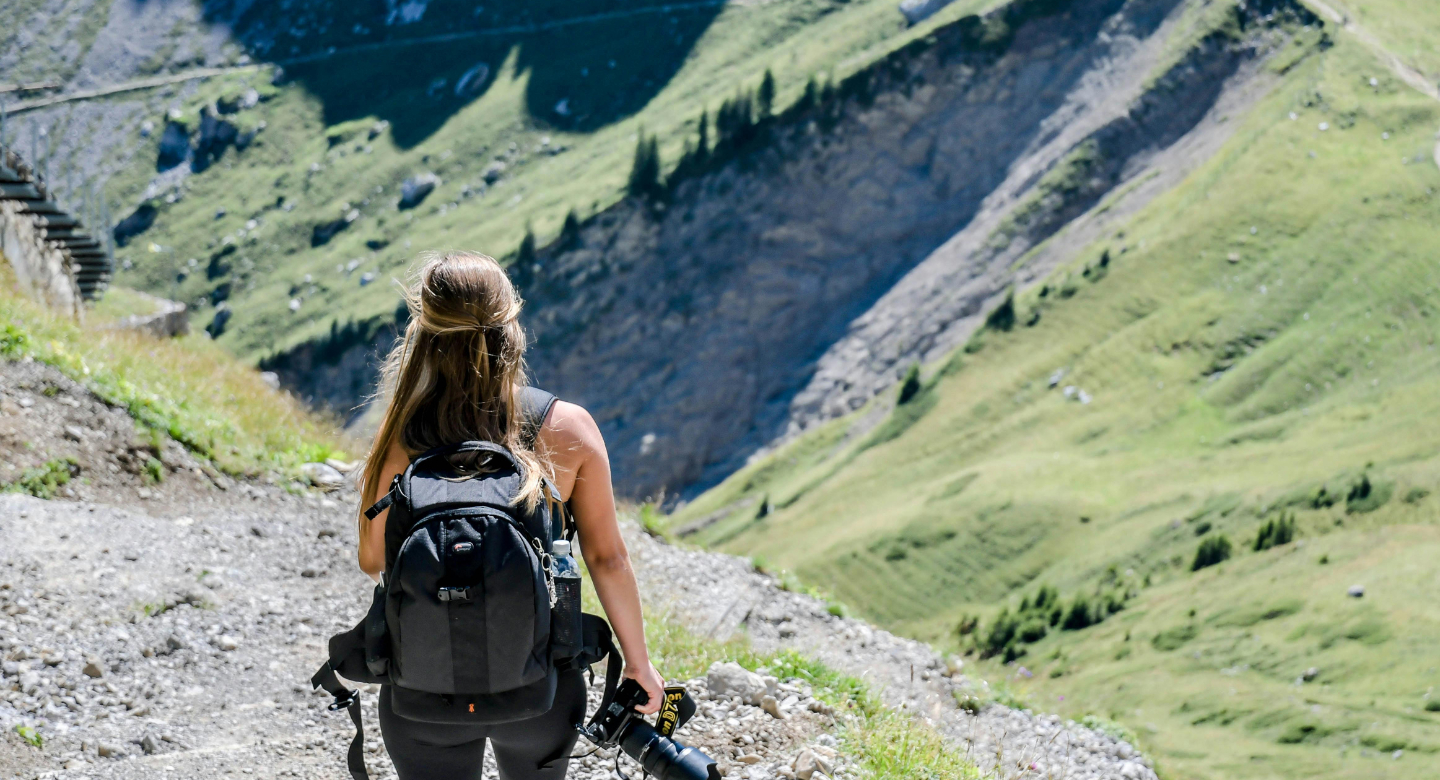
[0,262,351,476]
[669,17,1440,780]
[104,0,999,362]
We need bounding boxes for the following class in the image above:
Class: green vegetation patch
[3,457,79,500]
[0,286,351,477]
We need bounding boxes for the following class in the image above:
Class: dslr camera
[580,678,721,780]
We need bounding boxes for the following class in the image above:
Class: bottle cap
[552,539,571,557]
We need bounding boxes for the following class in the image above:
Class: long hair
[360,251,547,510]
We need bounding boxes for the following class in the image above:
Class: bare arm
[541,400,665,713]
[357,440,409,581]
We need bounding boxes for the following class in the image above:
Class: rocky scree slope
[631,532,1158,780]
[275,0,1314,500]
[0,362,1154,780]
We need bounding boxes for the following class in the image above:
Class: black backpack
[312,388,619,780]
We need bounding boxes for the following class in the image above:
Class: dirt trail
[5,1,728,115]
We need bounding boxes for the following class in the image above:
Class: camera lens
[618,721,721,780]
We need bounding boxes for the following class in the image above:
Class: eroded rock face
[269,0,1299,500]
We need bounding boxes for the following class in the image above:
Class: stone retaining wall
[0,145,114,316]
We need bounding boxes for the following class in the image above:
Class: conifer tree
[559,209,580,248]
[627,130,662,198]
[516,225,536,266]
[758,69,776,117]
[696,108,709,158]
[799,77,818,111]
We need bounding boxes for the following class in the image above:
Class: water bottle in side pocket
[552,539,583,658]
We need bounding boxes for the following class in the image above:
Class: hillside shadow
[202,0,723,148]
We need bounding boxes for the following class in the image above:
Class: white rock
[300,462,345,489]
[707,662,770,705]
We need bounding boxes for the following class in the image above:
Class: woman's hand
[624,661,666,715]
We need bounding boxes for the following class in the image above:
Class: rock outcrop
[266,0,1314,500]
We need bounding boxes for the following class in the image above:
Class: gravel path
[0,364,846,780]
[1,362,1156,779]
[0,487,851,780]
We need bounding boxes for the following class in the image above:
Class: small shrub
[1080,714,1136,745]
[1346,473,1393,514]
[1017,618,1048,643]
[1192,535,1232,570]
[639,503,668,538]
[1424,699,1440,712]
[896,363,922,405]
[144,457,165,485]
[1404,487,1430,504]
[977,607,1018,659]
[1254,512,1297,551]
[826,601,849,618]
[1062,595,1094,630]
[1277,722,1333,744]
[4,457,80,499]
[1310,485,1339,509]
[955,614,979,637]
[1194,521,1212,536]
[1151,624,1198,651]
[0,323,29,357]
[1360,734,1408,752]
[955,690,985,713]
[14,724,41,748]
[984,289,1016,332]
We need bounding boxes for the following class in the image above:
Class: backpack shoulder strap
[517,385,558,447]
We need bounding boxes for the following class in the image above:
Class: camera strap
[572,615,622,737]
[311,659,369,780]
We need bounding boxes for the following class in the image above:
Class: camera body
[581,679,721,780]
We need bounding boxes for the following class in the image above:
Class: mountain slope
[263,0,1301,498]
[669,5,1440,778]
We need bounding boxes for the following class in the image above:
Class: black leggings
[378,672,587,780]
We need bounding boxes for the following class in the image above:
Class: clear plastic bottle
[552,539,583,655]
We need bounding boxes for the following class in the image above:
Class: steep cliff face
[516,0,1299,496]
[272,0,1303,498]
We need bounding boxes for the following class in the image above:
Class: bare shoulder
[538,400,607,463]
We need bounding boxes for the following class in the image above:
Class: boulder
[399,173,439,210]
[156,121,191,171]
[301,462,345,489]
[113,203,158,247]
[705,662,774,705]
[761,694,784,719]
[898,0,956,25]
